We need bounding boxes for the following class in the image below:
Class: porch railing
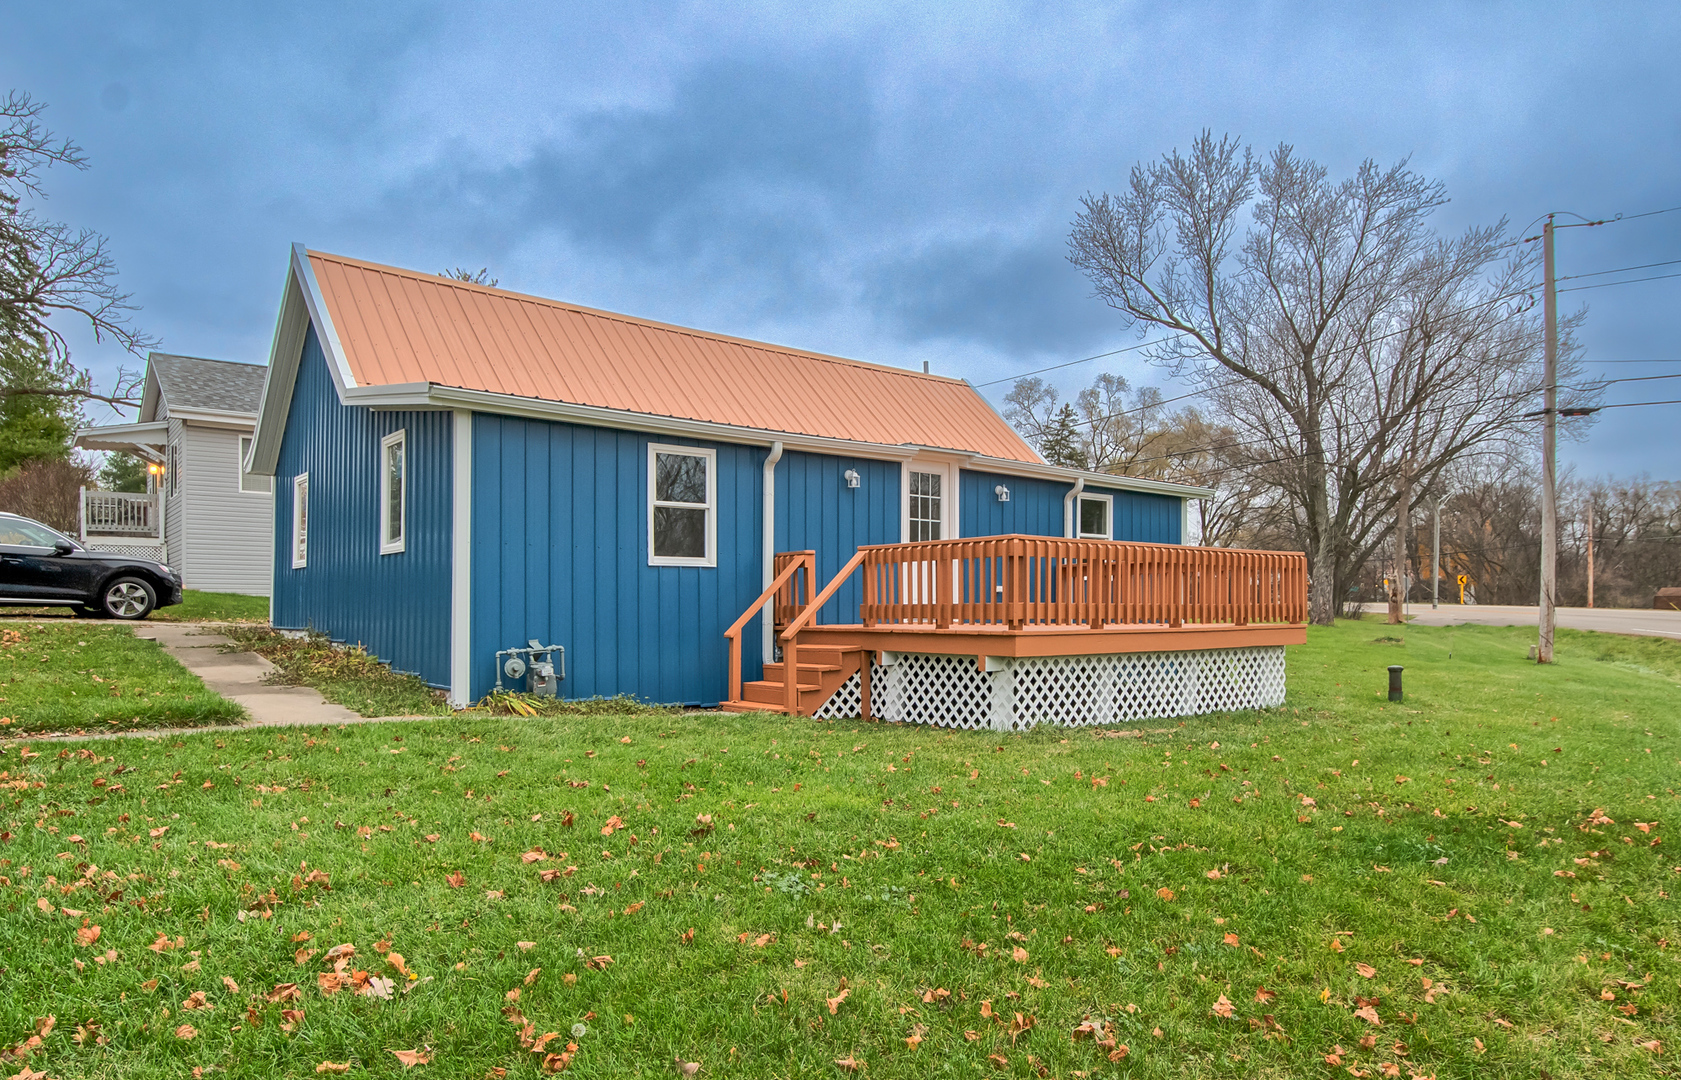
[80,489,160,538]
[856,535,1307,630]
[724,551,815,704]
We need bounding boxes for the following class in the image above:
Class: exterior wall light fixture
[844,469,861,489]
[995,484,1010,502]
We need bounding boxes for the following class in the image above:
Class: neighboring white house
[75,353,273,596]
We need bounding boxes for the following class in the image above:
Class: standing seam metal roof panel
[306,250,1042,462]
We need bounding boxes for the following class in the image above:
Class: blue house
[247,246,1303,725]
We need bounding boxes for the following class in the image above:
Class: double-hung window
[380,430,406,555]
[1077,493,1113,540]
[648,444,715,566]
[291,474,310,568]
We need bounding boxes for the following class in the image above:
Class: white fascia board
[74,420,170,450]
[290,244,357,393]
[168,407,259,428]
[248,244,359,477]
[421,385,926,462]
[958,451,1215,500]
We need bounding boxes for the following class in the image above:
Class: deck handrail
[724,551,814,704]
[80,489,160,538]
[778,549,869,714]
[854,534,1306,630]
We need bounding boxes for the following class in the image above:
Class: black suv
[0,511,184,620]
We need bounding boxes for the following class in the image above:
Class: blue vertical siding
[469,415,763,706]
[271,326,452,685]
[959,469,1181,544]
[774,451,902,625]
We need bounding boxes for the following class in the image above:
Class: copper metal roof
[306,251,1041,463]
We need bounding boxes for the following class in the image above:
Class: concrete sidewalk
[132,621,367,727]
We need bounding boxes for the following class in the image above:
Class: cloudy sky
[7,1,1679,479]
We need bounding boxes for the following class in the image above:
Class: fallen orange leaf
[390,1048,433,1068]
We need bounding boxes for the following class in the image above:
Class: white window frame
[291,473,309,569]
[647,443,716,567]
[900,457,958,543]
[379,429,407,555]
[167,442,180,497]
[238,434,271,494]
[1077,492,1114,540]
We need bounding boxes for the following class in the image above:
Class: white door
[902,460,956,612]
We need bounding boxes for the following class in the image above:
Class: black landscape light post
[1388,665,1404,703]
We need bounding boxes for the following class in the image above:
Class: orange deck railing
[855,535,1307,630]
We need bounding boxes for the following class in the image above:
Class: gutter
[761,441,784,664]
[1063,477,1085,538]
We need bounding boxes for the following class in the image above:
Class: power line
[972,336,1188,388]
[1597,397,1681,410]
[1557,270,1681,294]
[1565,372,1681,390]
[1610,204,1681,223]
[1558,257,1681,282]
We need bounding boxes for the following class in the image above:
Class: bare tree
[442,267,499,287]
[1,90,154,411]
[0,455,93,533]
[1068,132,1591,623]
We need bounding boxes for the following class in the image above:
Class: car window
[0,519,68,547]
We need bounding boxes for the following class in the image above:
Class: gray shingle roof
[150,354,267,414]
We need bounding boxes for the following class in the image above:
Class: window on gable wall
[648,444,715,566]
[291,474,309,569]
[1078,493,1112,540]
[380,429,406,555]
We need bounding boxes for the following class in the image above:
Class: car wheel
[101,577,157,620]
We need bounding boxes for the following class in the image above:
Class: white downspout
[1062,476,1085,538]
[761,441,784,664]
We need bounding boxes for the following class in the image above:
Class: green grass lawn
[219,627,452,719]
[0,620,246,733]
[0,620,1675,1078]
[153,590,272,624]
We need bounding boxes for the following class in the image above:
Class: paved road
[1403,604,1681,640]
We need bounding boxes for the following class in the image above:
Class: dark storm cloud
[390,57,876,265]
[867,233,1119,353]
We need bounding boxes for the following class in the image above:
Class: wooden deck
[722,536,1309,717]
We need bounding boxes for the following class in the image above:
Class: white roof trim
[958,452,1214,499]
[249,244,359,475]
[245,242,1210,501]
[74,420,170,452]
[291,244,357,392]
[420,385,925,463]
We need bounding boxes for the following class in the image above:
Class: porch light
[844,469,861,489]
[995,484,1009,502]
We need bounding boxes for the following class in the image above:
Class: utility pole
[1389,463,1410,625]
[1538,216,1558,663]
[1432,495,1442,609]
[1586,497,1595,609]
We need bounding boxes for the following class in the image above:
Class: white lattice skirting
[83,541,167,560]
[812,646,1286,730]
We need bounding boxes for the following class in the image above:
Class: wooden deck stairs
[718,645,865,715]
